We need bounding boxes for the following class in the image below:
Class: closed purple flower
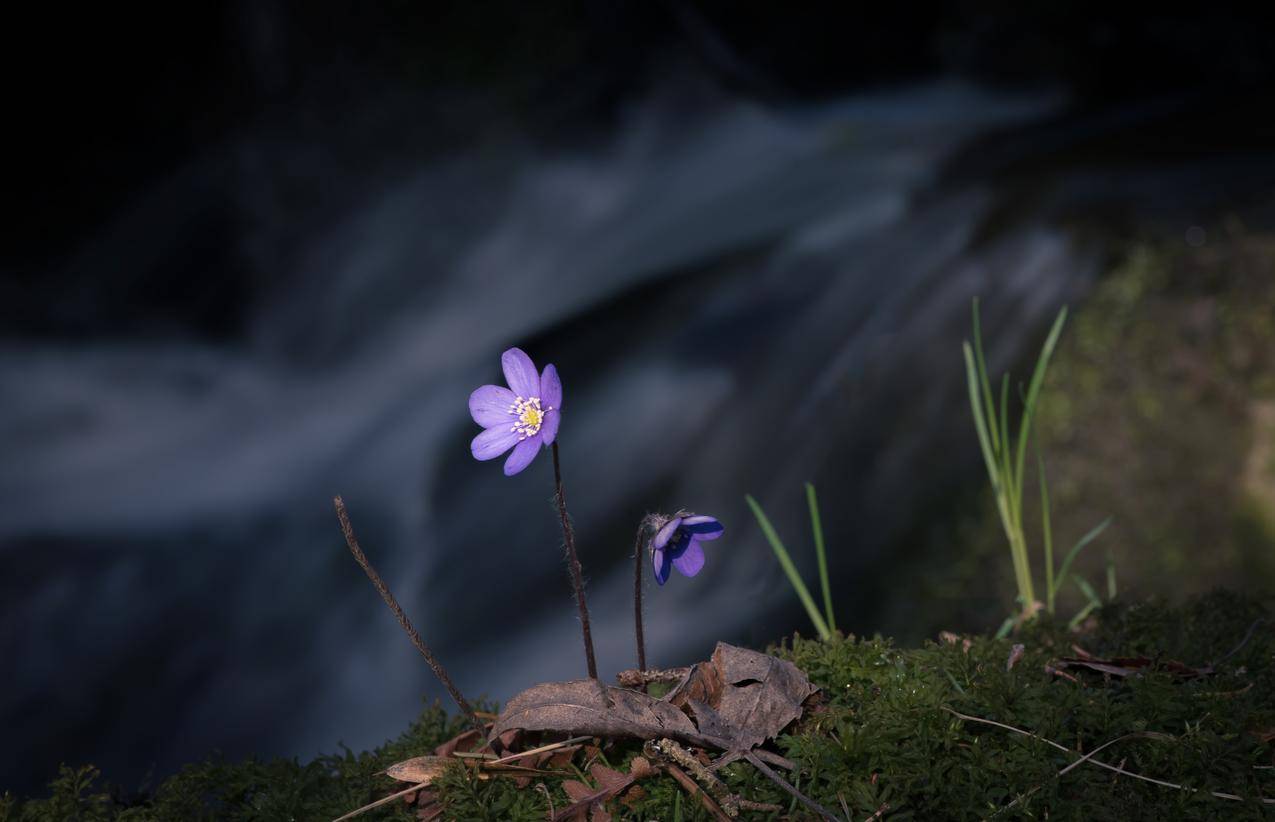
[652,514,724,585]
[469,347,562,476]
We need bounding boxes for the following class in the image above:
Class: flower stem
[332,496,493,748]
[551,442,599,681]
[633,521,649,673]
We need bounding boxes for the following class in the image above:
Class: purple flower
[469,347,562,476]
[652,515,724,585]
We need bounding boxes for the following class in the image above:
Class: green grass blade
[971,298,1001,455]
[746,494,831,639]
[1106,548,1117,601]
[805,482,836,633]
[1052,517,1113,599]
[1067,600,1099,631]
[1039,454,1055,614]
[1072,574,1102,606]
[964,344,1002,491]
[994,615,1015,639]
[1012,306,1068,496]
[999,373,1016,516]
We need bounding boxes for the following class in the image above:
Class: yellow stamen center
[509,396,549,439]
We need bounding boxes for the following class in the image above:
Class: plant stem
[551,442,599,681]
[332,496,490,745]
[633,520,649,673]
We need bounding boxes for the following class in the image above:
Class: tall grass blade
[1052,517,1113,600]
[1072,574,1102,606]
[963,344,1001,488]
[971,298,1001,455]
[1039,454,1055,614]
[805,483,836,633]
[746,494,831,639]
[1106,548,1117,601]
[1012,307,1067,496]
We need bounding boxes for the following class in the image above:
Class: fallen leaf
[491,680,714,747]
[386,756,461,785]
[589,763,628,792]
[433,729,482,758]
[670,643,816,749]
[1050,655,1212,680]
[562,781,594,802]
[1007,644,1025,671]
[621,784,647,807]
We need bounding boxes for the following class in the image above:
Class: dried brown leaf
[620,784,646,807]
[385,756,457,785]
[589,763,628,792]
[562,780,594,802]
[627,756,656,780]
[433,728,482,758]
[687,643,817,749]
[491,680,711,746]
[1051,655,1212,680]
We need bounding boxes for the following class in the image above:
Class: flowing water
[1,78,1099,792]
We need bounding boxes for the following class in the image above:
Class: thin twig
[534,782,555,820]
[487,736,592,766]
[992,732,1171,817]
[615,667,691,688]
[551,443,599,681]
[663,763,734,821]
[944,707,1275,805]
[331,780,428,822]
[864,801,890,821]
[743,750,840,821]
[646,738,738,815]
[333,496,489,744]
[1214,618,1265,666]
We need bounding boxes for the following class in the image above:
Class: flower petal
[469,384,516,428]
[472,426,520,460]
[652,517,684,551]
[540,408,560,445]
[502,436,541,476]
[680,515,724,540]
[540,364,563,409]
[501,348,540,399]
[672,539,705,577]
[652,546,672,585]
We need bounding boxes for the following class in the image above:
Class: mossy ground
[5,591,1273,821]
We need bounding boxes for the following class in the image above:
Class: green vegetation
[7,592,1273,820]
[747,483,838,640]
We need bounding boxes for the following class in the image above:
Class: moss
[6,592,1274,820]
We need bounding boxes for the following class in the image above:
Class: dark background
[3,1,1274,799]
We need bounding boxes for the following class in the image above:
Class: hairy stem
[633,520,649,673]
[551,442,599,681]
[333,496,492,746]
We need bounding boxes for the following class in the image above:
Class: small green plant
[746,483,836,639]
[965,299,1114,632]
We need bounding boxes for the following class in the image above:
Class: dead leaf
[491,680,715,747]
[386,756,463,785]
[562,781,594,802]
[670,643,816,749]
[1007,644,1025,671]
[589,763,628,792]
[1050,655,1212,680]
[621,784,647,807]
[433,728,482,758]
[548,756,655,821]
